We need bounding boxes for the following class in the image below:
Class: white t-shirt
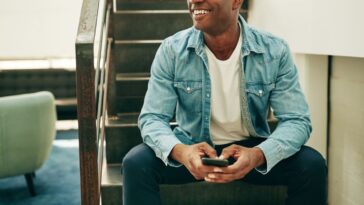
[205,28,250,145]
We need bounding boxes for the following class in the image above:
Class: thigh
[242,146,326,186]
[123,143,198,185]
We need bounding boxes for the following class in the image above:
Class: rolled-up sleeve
[256,41,312,174]
[138,39,182,167]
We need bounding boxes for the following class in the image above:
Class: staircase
[76,0,286,204]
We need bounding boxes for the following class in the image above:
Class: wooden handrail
[75,0,111,204]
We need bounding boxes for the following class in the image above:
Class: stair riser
[113,43,159,73]
[113,12,249,41]
[102,182,286,205]
[108,97,144,114]
[105,122,178,164]
[106,126,142,164]
[116,80,148,98]
[115,0,248,11]
[116,0,187,10]
[114,13,192,40]
[105,120,277,164]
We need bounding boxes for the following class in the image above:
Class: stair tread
[106,113,139,127]
[116,72,150,81]
[102,161,122,187]
[106,114,275,128]
[106,113,177,127]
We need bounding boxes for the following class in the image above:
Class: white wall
[249,0,364,58]
[0,0,82,59]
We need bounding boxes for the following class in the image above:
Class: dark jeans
[122,137,327,205]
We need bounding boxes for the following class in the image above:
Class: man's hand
[170,142,217,180]
[204,145,266,183]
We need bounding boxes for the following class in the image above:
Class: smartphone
[201,157,229,167]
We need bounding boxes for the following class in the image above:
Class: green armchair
[0,91,56,196]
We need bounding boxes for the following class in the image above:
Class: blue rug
[0,130,80,205]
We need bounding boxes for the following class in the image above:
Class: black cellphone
[201,157,229,167]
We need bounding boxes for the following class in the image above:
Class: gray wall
[329,56,364,205]
[294,54,328,158]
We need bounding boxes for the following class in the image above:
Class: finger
[219,145,238,159]
[189,162,205,179]
[204,175,233,183]
[207,170,248,182]
[191,172,204,180]
[198,142,217,158]
[220,166,251,180]
[200,164,224,173]
[220,159,249,174]
[191,155,214,176]
[208,173,236,181]
[192,156,223,175]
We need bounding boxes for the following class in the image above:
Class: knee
[122,143,157,174]
[301,147,327,181]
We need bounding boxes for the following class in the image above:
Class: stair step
[105,113,142,164]
[105,113,177,164]
[108,97,144,114]
[113,10,249,41]
[115,0,249,11]
[116,73,150,98]
[101,163,286,205]
[116,72,150,81]
[113,41,160,73]
[113,12,191,40]
[115,0,187,11]
[115,73,149,98]
[105,115,277,164]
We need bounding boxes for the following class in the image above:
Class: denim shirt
[138,16,312,174]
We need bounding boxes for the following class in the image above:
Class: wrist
[251,147,266,167]
[170,143,188,164]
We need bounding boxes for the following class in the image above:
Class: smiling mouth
[192,9,211,16]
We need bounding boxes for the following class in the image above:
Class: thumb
[219,146,236,159]
[199,142,217,158]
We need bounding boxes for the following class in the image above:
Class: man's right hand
[170,142,217,180]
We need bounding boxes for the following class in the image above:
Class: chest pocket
[245,83,275,109]
[174,81,202,113]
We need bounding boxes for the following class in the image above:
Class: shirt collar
[187,15,265,55]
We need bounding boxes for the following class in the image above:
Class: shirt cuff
[255,139,284,174]
[144,135,182,167]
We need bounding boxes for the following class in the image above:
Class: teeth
[193,10,209,15]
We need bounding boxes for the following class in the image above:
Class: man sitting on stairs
[122,0,327,204]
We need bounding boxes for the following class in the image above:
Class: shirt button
[258,90,263,96]
[205,117,209,120]
[186,87,191,92]
[206,93,210,98]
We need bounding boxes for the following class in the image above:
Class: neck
[204,21,240,60]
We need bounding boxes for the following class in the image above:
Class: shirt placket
[197,49,214,146]
[240,54,259,137]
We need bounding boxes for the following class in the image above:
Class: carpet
[0,130,80,205]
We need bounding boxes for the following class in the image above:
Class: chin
[193,23,207,32]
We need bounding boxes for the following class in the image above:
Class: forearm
[170,143,189,164]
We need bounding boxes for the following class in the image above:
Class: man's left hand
[204,145,266,183]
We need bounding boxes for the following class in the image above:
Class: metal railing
[75,0,112,204]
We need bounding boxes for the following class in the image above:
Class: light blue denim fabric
[138,16,311,174]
